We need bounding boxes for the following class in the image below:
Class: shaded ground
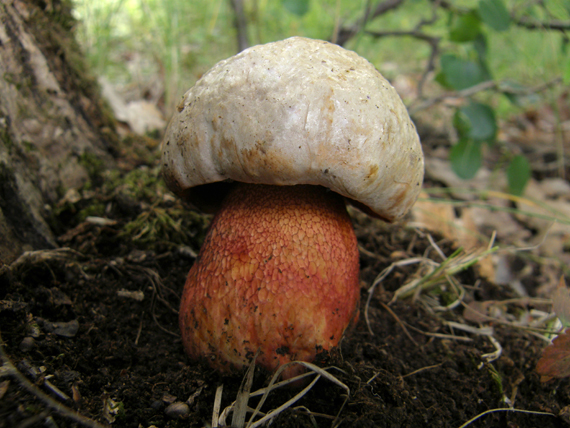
[1,132,569,428]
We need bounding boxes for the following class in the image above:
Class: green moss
[0,126,13,153]
[114,134,161,171]
[77,202,106,222]
[79,152,105,184]
[114,166,210,250]
[101,164,165,207]
[120,207,209,251]
[49,156,210,252]
[45,0,77,32]
[21,140,37,152]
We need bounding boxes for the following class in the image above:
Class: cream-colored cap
[162,37,424,222]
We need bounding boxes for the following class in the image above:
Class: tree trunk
[229,0,250,52]
[0,0,118,264]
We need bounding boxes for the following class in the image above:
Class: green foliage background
[72,0,570,195]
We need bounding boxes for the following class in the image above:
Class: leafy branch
[332,0,569,195]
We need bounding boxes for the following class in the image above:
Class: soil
[1,140,569,428]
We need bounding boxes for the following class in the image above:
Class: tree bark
[0,0,118,264]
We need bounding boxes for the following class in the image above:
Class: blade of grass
[246,362,349,427]
[247,375,321,428]
[457,408,555,428]
[212,384,223,428]
[232,352,258,428]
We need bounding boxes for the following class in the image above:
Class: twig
[409,72,562,115]
[358,244,387,260]
[410,81,496,114]
[401,362,443,378]
[365,28,438,43]
[365,27,442,100]
[135,312,144,345]
[229,0,250,52]
[512,15,570,32]
[335,0,406,46]
[330,0,342,44]
[379,302,419,346]
[404,322,473,342]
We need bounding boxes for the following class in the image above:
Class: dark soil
[1,155,569,428]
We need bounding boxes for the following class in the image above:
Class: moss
[114,134,162,171]
[109,166,165,202]
[0,126,14,154]
[76,202,106,222]
[108,166,210,251]
[48,158,210,252]
[120,206,209,251]
[21,140,37,152]
[42,0,77,32]
[78,152,105,185]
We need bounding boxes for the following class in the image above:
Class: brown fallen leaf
[411,193,495,280]
[536,277,570,382]
[536,329,570,382]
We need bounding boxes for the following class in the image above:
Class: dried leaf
[463,301,493,323]
[536,329,570,382]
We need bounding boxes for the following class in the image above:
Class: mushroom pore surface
[179,183,360,376]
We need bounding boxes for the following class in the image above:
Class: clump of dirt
[1,152,569,428]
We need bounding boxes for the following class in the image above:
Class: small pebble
[165,402,189,419]
[19,337,35,352]
[28,323,41,338]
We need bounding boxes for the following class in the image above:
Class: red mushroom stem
[179,183,360,378]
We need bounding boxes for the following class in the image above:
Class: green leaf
[440,54,488,90]
[473,33,488,62]
[449,11,482,42]
[434,70,451,89]
[563,0,570,15]
[281,0,310,16]
[459,102,497,142]
[507,155,531,196]
[478,0,511,31]
[450,138,482,180]
[453,109,470,139]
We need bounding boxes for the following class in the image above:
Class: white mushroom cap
[162,37,424,222]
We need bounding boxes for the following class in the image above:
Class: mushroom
[162,37,424,377]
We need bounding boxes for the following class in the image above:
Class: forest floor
[1,107,570,427]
